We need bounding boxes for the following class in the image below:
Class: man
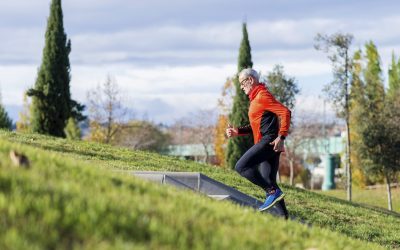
[226,68,291,217]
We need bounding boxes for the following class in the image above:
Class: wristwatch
[279,135,286,140]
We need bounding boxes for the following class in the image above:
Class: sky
[1,0,400,124]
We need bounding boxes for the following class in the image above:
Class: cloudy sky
[1,0,400,124]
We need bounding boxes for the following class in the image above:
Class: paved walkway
[128,171,288,218]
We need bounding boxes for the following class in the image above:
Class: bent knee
[235,161,245,175]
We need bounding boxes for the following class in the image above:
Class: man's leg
[278,199,289,220]
[258,151,288,215]
[235,141,288,216]
[265,152,289,218]
[258,152,279,190]
[235,141,270,191]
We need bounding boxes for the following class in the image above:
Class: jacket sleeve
[262,92,291,136]
[237,124,252,135]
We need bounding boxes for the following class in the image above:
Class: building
[166,144,217,164]
[293,133,346,189]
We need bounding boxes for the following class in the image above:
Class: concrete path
[127,171,288,218]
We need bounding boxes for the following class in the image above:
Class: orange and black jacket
[238,84,291,144]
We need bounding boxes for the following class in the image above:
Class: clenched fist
[226,123,239,138]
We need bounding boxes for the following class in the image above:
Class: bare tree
[172,109,217,163]
[192,110,217,163]
[214,77,235,166]
[285,112,328,185]
[315,32,354,201]
[86,75,129,144]
[113,120,172,153]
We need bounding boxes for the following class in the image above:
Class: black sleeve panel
[260,111,279,138]
[238,124,252,135]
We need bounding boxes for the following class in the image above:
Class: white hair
[238,68,259,82]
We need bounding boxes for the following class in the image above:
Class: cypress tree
[363,41,385,117]
[359,41,385,184]
[349,50,367,186]
[359,42,400,210]
[27,0,84,137]
[226,23,254,169]
[388,52,400,99]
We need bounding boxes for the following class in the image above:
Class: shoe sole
[258,193,285,212]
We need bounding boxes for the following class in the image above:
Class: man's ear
[249,76,255,85]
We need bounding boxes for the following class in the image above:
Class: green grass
[0,131,397,249]
[316,187,400,213]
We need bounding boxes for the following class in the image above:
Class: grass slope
[316,188,400,213]
[0,131,397,249]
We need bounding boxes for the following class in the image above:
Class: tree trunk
[289,159,294,186]
[106,115,112,144]
[344,49,352,202]
[202,143,209,163]
[310,170,314,190]
[385,171,393,211]
[345,121,352,201]
[285,151,294,186]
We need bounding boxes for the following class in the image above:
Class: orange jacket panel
[248,84,291,144]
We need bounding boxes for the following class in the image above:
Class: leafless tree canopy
[86,75,130,143]
[168,109,217,163]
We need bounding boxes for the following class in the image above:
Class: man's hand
[226,123,239,138]
[270,136,285,152]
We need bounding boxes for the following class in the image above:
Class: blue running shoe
[259,188,285,211]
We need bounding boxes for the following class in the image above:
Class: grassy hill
[0,131,398,249]
[316,188,400,213]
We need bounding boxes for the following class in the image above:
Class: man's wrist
[279,135,286,140]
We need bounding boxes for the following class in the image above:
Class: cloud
[0,65,37,105]
[249,19,342,48]
[2,0,400,124]
[3,11,400,68]
[1,63,229,124]
[0,28,44,64]
[294,94,336,119]
[70,64,233,123]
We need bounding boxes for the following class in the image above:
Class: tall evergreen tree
[226,23,254,169]
[359,98,400,211]
[388,52,400,99]
[363,41,385,118]
[27,0,84,137]
[358,41,385,184]
[349,50,367,186]
[358,43,400,211]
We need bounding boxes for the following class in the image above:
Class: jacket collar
[248,84,265,101]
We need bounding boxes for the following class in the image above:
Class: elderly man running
[226,68,291,217]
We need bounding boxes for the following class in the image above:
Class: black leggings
[235,139,280,192]
[235,139,288,217]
